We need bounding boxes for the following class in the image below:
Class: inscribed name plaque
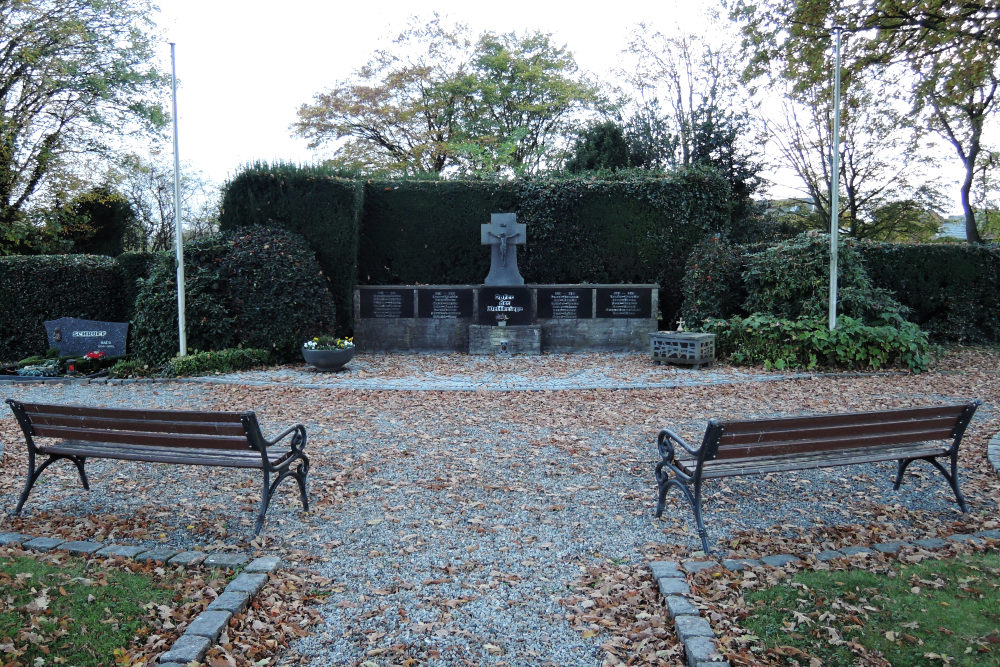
[417,288,473,319]
[44,317,129,357]
[596,288,652,319]
[478,286,534,326]
[359,288,414,319]
[537,288,593,319]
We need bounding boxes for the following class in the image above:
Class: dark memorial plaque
[360,288,414,318]
[537,288,592,319]
[596,287,652,319]
[418,288,473,319]
[478,286,534,325]
[45,317,129,357]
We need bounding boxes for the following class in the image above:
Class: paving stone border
[0,531,280,665]
[989,431,1000,477]
[650,530,1000,667]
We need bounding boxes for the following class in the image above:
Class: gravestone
[478,286,534,326]
[481,213,526,286]
[359,288,414,319]
[44,317,128,357]
[418,288,474,319]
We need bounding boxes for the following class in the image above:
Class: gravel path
[1,352,998,666]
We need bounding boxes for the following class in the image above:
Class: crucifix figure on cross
[481,213,526,286]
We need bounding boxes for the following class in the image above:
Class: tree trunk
[960,157,983,244]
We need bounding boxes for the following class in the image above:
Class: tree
[565,121,631,172]
[0,0,167,253]
[731,0,999,243]
[294,17,600,176]
[57,187,136,255]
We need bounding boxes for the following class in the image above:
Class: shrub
[130,226,337,363]
[679,235,747,326]
[742,233,909,324]
[162,348,271,377]
[107,358,160,378]
[704,314,933,372]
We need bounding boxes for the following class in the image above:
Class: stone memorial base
[468,324,542,356]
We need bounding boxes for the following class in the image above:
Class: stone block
[840,546,873,557]
[684,635,724,667]
[23,537,66,551]
[184,610,232,640]
[722,558,761,571]
[665,595,699,619]
[947,533,983,545]
[975,529,1000,540]
[658,578,690,597]
[158,634,212,664]
[814,550,844,562]
[873,541,910,554]
[137,548,178,563]
[206,590,251,615]
[760,554,799,568]
[60,540,104,555]
[911,538,948,550]
[96,544,147,558]
[168,551,207,566]
[204,552,248,568]
[469,324,541,356]
[0,532,30,546]
[650,561,682,580]
[675,615,715,641]
[225,572,269,595]
[682,560,716,574]
[245,555,281,573]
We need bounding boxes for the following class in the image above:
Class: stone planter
[302,346,354,371]
[650,332,716,368]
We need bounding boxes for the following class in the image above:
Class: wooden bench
[5,399,309,536]
[654,401,981,553]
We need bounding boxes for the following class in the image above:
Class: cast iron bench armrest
[652,401,982,554]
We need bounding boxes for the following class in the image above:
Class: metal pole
[828,27,842,331]
[170,42,187,356]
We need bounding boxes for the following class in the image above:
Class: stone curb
[650,531,999,667]
[0,532,281,664]
[988,432,1000,477]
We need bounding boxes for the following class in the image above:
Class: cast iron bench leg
[655,462,711,554]
[894,454,968,513]
[15,452,89,515]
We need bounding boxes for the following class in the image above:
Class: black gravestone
[359,288,414,318]
[418,288,474,319]
[478,286,534,325]
[537,288,593,319]
[44,317,129,357]
[595,287,652,318]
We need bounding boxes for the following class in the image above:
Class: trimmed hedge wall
[218,163,363,332]
[858,242,1000,343]
[0,255,126,362]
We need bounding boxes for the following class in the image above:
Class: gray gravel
[0,369,992,667]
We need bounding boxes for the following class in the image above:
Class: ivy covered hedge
[219,163,363,332]
[0,255,127,362]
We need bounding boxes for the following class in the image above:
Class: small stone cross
[481,212,526,285]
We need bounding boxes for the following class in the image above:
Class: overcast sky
[154,0,720,186]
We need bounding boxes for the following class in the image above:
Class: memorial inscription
[478,286,534,326]
[537,288,593,319]
[360,288,414,319]
[44,317,129,357]
[595,287,652,319]
[418,288,473,319]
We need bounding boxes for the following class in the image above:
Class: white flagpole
[829,27,843,331]
[170,42,187,356]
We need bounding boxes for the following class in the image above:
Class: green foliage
[58,188,137,256]
[115,251,162,321]
[704,314,933,372]
[130,226,337,364]
[218,162,362,332]
[679,235,747,325]
[107,357,159,378]
[565,122,633,173]
[859,241,1000,342]
[163,348,271,377]
[742,233,909,324]
[0,255,126,362]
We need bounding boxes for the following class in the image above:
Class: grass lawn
[741,552,1000,666]
[0,549,186,666]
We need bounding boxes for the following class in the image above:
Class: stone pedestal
[469,324,541,356]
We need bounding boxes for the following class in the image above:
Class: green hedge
[218,163,363,332]
[0,255,126,362]
[858,242,1000,343]
[115,251,162,321]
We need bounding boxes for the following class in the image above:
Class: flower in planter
[84,350,107,360]
[303,336,354,350]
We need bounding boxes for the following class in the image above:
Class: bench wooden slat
[679,443,950,478]
[27,414,248,436]
[718,404,967,436]
[29,425,252,450]
[41,442,291,468]
[22,403,246,423]
[714,425,955,460]
[718,415,959,446]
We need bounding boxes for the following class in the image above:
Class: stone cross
[481,212,526,286]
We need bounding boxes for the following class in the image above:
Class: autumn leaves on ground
[0,347,998,665]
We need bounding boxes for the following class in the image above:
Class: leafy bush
[115,251,162,321]
[130,226,337,363]
[107,358,160,378]
[163,348,271,377]
[679,235,747,326]
[704,314,933,372]
[742,233,908,324]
